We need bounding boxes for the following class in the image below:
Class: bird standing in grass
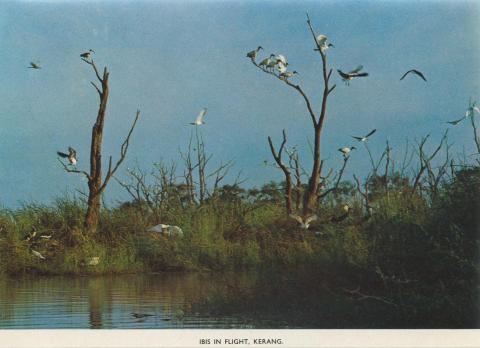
[57,147,77,165]
[32,250,45,260]
[246,46,263,62]
[337,65,368,85]
[400,69,427,82]
[28,62,41,69]
[351,129,376,142]
[338,146,356,157]
[190,108,207,126]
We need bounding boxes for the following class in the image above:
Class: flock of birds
[246,32,478,230]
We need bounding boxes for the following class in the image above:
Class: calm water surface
[0,273,264,329]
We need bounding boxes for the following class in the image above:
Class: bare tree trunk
[268,130,293,214]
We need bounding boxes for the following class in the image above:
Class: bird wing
[68,147,76,156]
[305,215,317,225]
[351,136,364,141]
[352,72,369,77]
[365,129,377,138]
[289,214,304,225]
[447,117,466,125]
[473,106,480,114]
[337,70,349,79]
[349,65,363,74]
[194,108,207,123]
[57,151,69,158]
[400,69,427,81]
[316,35,327,45]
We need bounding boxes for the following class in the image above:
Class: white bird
[246,46,263,61]
[351,129,376,142]
[279,71,298,80]
[275,54,288,66]
[315,34,334,52]
[277,61,287,74]
[289,214,317,229]
[266,57,278,71]
[32,250,45,260]
[338,146,356,156]
[87,256,100,266]
[190,108,207,126]
[342,204,350,213]
[148,224,184,237]
[337,65,368,85]
[57,147,77,165]
[447,102,480,125]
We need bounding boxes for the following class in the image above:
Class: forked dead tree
[250,13,336,216]
[60,58,140,234]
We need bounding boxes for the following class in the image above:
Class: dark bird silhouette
[80,49,95,59]
[337,65,368,85]
[400,69,427,82]
[57,147,77,165]
[246,46,263,61]
[351,129,376,142]
[28,62,41,69]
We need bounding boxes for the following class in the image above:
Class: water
[0,273,261,329]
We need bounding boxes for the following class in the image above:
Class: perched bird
[80,49,95,59]
[246,46,263,61]
[338,146,356,156]
[351,129,376,142]
[289,214,317,230]
[131,313,155,319]
[279,71,298,81]
[337,65,368,85]
[259,54,275,69]
[275,54,288,66]
[87,256,100,266]
[28,62,41,69]
[190,108,207,126]
[266,56,278,71]
[57,147,77,165]
[314,34,334,52]
[400,69,426,82]
[277,61,287,74]
[40,235,52,239]
[331,205,350,223]
[447,102,480,125]
[32,250,45,260]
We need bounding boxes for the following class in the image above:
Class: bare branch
[57,158,91,181]
[99,110,141,194]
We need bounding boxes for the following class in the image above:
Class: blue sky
[0,0,479,207]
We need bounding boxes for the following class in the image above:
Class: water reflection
[0,273,258,329]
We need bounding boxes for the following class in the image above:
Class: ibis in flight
[351,129,376,142]
[28,62,41,69]
[289,214,317,230]
[337,65,368,85]
[190,108,207,126]
[400,69,427,82]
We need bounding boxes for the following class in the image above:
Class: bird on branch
[246,46,263,62]
[338,146,356,157]
[314,34,334,52]
[80,49,95,59]
[57,147,77,165]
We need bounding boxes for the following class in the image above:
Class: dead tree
[250,13,336,216]
[60,58,140,234]
[267,130,293,214]
[411,130,448,197]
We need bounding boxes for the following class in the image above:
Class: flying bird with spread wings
[337,65,368,85]
[28,62,41,69]
[400,69,427,82]
[289,214,317,230]
[351,129,377,142]
[447,102,480,125]
[190,108,207,126]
